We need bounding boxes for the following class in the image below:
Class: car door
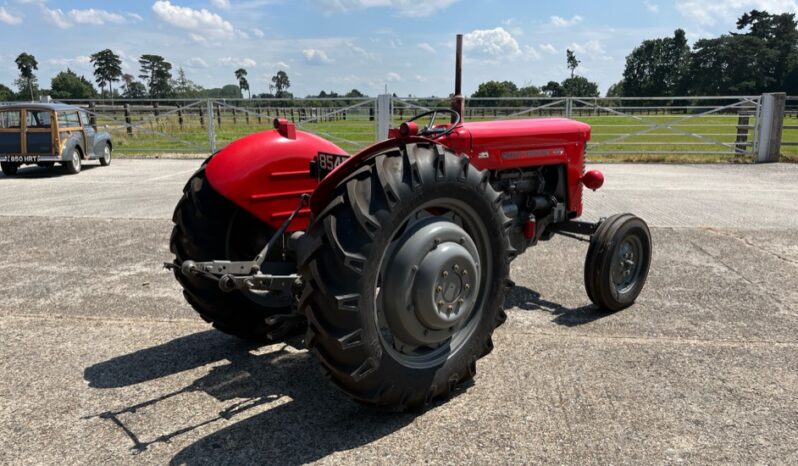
[24,109,55,155]
[79,111,97,156]
[0,109,22,155]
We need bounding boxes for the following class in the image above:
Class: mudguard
[205,123,348,231]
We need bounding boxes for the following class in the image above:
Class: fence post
[177,104,184,131]
[376,94,392,141]
[124,103,132,136]
[207,99,216,153]
[88,101,97,127]
[735,114,750,155]
[754,92,786,163]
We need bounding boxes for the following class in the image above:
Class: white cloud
[302,49,334,65]
[152,1,235,38]
[311,0,458,17]
[218,57,257,67]
[644,0,660,13]
[417,42,436,54]
[185,57,209,68]
[549,15,583,27]
[569,40,606,55]
[539,43,557,55]
[41,6,132,28]
[0,7,22,25]
[127,12,143,21]
[524,45,541,60]
[347,41,380,61]
[68,8,127,25]
[501,18,524,36]
[265,61,290,70]
[464,27,521,58]
[211,0,231,8]
[41,7,71,28]
[385,72,401,82]
[252,27,265,38]
[675,0,798,25]
[47,56,92,66]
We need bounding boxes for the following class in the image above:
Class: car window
[0,110,21,129]
[26,111,52,128]
[57,111,80,128]
[79,111,90,126]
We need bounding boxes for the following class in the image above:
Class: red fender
[205,123,347,231]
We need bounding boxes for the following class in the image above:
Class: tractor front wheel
[170,165,297,341]
[299,142,513,411]
[584,214,652,311]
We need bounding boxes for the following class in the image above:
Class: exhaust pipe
[452,34,465,123]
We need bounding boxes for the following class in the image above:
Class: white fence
[48,93,790,162]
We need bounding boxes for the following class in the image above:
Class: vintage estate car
[0,103,112,176]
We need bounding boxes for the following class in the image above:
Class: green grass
[94,111,798,163]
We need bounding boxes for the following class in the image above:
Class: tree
[14,53,38,101]
[172,67,203,97]
[561,76,600,97]
[121,73,135,95]
[271,70,290,97]
[122,81,147,99]
[517,85,543,97]
[621,29,691,97]
[0,83,13,102]
[606,80,624,97]
[566,49,580,78]
[138,54,173,98]
[542,81,563,97]
[234,68,250,98]
[90,49,122,102]
[345,89,365,97]
[736,10,798,92]
[689,34,776,95]
[50,69,97,99]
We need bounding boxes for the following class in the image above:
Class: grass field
[98,110,798,163]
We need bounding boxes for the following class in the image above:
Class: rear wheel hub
[382,217,481,347]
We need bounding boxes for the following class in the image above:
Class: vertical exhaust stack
[452,34,465,123]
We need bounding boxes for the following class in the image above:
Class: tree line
[0,50,317,102]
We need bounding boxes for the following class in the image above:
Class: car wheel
[99,144,111,166]
[62,149,82,175]
[1,162,19,176]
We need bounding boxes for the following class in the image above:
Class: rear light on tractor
[581,169,604,191]
[524,219,536,240]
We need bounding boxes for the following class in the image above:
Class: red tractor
[168,36,651,411]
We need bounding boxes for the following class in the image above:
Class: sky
[1,0,798,97]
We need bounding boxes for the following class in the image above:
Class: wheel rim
[610,236,644,297]
[72,152,80,169]
[103,146,110,162]
[375,199,492,369]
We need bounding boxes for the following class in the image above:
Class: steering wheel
[403,108,461,139]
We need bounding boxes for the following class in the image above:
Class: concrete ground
[0,160,796,465]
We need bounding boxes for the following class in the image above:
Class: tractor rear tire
[170,165,297,342]
[1,162,18,176]
[584,213,651,311]
[298,142,513,411]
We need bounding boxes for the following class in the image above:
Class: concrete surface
[0,160,797,465]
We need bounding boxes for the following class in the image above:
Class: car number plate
[0,155,39,163]
[313,152,349,179]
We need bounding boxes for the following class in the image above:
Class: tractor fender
[205,127,348,231]
[310,136,434,214]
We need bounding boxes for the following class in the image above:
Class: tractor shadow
[83,330,416,465]
[504,285,615,326]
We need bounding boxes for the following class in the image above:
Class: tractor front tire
[584,213,652,311]
[299,142,513,411]
[170,166,296,341]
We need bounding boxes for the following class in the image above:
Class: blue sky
[1,0,797,97]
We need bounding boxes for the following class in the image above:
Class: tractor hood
[462,118,591,151]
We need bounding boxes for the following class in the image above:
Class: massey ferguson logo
[312,152,349,179]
